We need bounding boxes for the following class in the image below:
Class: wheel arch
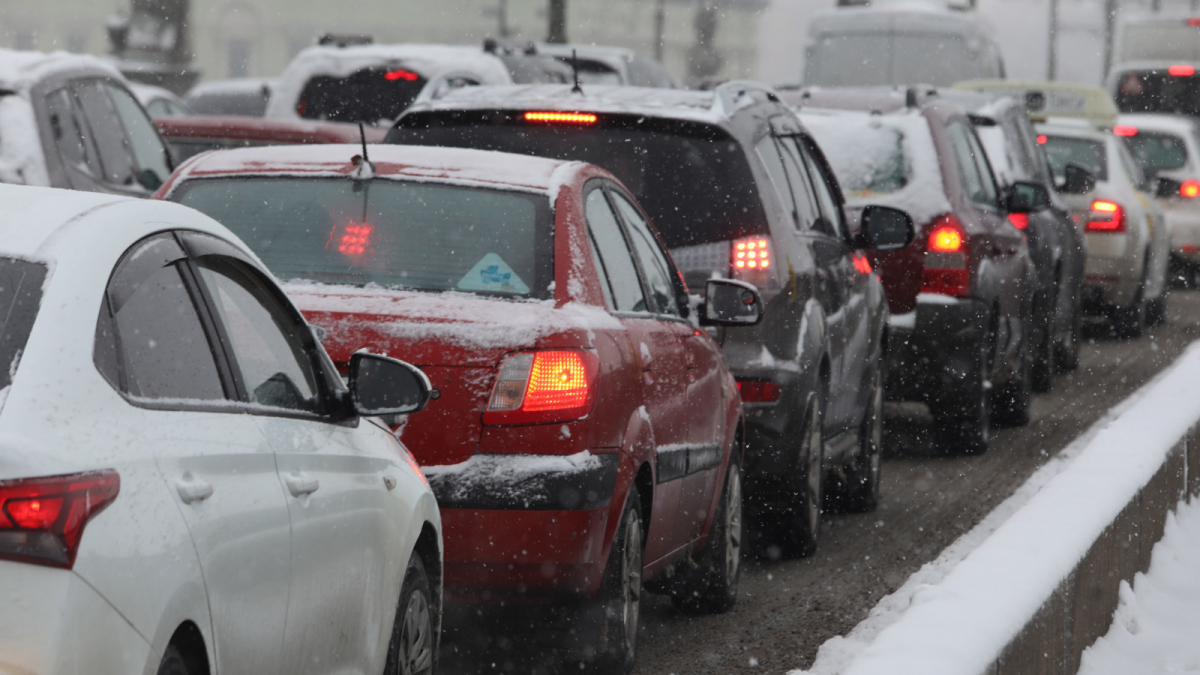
[165,621,210,675]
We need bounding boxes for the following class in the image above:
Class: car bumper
[1083,233,1141,307]
[884,293,989,403]
[0,561,150,675]
[426,452,622,604]
[1167,207,1200,263]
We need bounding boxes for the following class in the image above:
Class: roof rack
[711,80,780,116]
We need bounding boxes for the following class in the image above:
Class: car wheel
[992,329,1032,428]
[781,396,823,558]
[840,367,883,513]
[1147,281,1168,326]
[672,461,742,614]
[1031,293,1055,393]
[384,556,436,675]
[588,490,642,674]
[157,646,191,675]
[934,334,991,455]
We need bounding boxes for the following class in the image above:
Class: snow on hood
[267,44,512,121]
[802,109,951,227]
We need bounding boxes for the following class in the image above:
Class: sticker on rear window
[457,253,530,294]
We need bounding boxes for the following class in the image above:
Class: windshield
[1041,135,1109,182]
[803,116,908,198]
[172,178,554,299]
[806,33,990,87]
[1125,131,1190,173]
[0,258,47,392]
[297,67,429,124]
[1114,70,1200,117]
[389,112,767,250]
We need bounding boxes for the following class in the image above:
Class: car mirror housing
[1060,163,1096,195]
[855,205,915,252]
[348,352,432,417]
[1156,176,1183,199]
[700,279,764,327]
[1006,180,1052,213]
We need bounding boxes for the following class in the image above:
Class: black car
[388,82,914,559]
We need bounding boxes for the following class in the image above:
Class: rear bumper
[1083,233,1141,307]
[0,561,150,675]
[885,294,989,403]
[1165,204,1200,262]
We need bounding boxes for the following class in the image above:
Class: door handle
[175,473,213,504]
[285,473,320,497]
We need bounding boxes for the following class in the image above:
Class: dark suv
[388,82,914,558]
[791,89,1048,454]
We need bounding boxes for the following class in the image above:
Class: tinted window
[45,88,101,179]
[195,257,320,412]
[96,235,225,401]
[74,81,138,188]
[611,191,680,316]
[186,90,271,117]
[796,138,847,238]
[1042,135,1109,182]
[585,189,646,313]
[0,259,47,391]
[297,67,428,124]
[173,178,554,299]
[755,135,798,227]
[949,122,999,209]
[1125,131,1189,173]
[1114,70,1200,117]
[107,84,172,190]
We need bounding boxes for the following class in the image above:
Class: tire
[588,490,643,674]
[992,331,1032,428]
[1113,290,1146,339]
[839,366,883,513]
[384,556,437,675]
[1055,293,1081,372]
[157,646,191,675]
[672,462,743,614]
[781,396,823,558]
[1147,284,1168,326]
[934,334,991,455]
[1031,293,1055,393]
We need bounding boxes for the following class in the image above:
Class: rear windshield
[803,116,908,197]
[172,178,554,299]
[1125,131,1190,172]
[1041,135,1109,182]
[389,111,768,249]
[806,34,988,87]
[297,67,429,124]
[0,258,47,391]
[1114,70,1200,117]
[186,92,270,117]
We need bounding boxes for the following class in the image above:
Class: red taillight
[733,238,771,270]
[1008,213,1029,230]
[1187,18,1200,26]
[1113,125,1139,137]
[1037,134,1048,144]
[1169,64,1196,77]
[922,215,969,297]
[328,221,373,258]
[1182,179,1200,198]
[0,470,119,569]
[737,380,782,403]
[384,69,420,82]
[483,350,599,425]
[524,111,598,124]
[1086,200,1126,232]
[852,252,872,274]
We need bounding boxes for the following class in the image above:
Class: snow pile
[1077,497,1200,675]
[794,340,1200,675]
[423,451,603,508]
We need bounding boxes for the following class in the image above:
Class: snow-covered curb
[794,341,1200,675]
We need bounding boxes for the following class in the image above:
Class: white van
[1107,16,1200,117]
[803,6,1005,88]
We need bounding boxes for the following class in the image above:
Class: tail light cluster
[921,215,970,297]
[1007,213,1029,230]
[484,350,599,425]
[737,380,782,403]
[1086,200,1126,232]
[0,470,119,569]
[1181,180,1200,198]
[731,236,774,288]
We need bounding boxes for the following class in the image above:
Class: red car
[156,144,759,670]
[153,115,388,162]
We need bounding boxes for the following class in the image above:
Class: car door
[93,232,292,675]
[608,185,722,546]
[184,239,401,675]
[43,85,106,191]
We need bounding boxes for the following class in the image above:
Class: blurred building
[0,0,766,86]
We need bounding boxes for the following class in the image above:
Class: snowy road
[439,289,1200,675]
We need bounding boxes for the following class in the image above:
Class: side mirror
[348,352,431,416]
[1157,176,1183,199]
[855,205,915,252]
[1060,163,1096,195]
[700,279,764,327]
[1006,180,1051,213]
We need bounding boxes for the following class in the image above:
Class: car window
[193,256,321,413]
[585,188,647,313]
[1041,134,1109,182]
[610,190,680,317]
[963,126,1001,209]
[74,80,138,188]
[755,135,798,227]
[107,84,172,190]
[949,122,999,209]
[778,136,825,232]
[1117,142,1147,191]
[145,99,170,117]
[795,138,846,239]
[95,234,226,401]
[0,258,48,391]
[45,87,102,180]
[297,67,429,125]
[587,229,616,310]
[1125,131,1188,173]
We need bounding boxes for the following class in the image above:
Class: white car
[1115,113,1200,281]
[0,184,442,675]
[1038,120,1171,337]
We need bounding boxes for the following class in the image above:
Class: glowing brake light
[1086,200,1126,232]
[524,111,598,124]
[1008,213,1029,230]
[1188,17,1200,26]
[384,69,420,81]
[1113,125,1139,137]
[328,222,373,258]
[1169,64,1196,77]
[483,350,599,425]
[1037,134,1048,144]
[922,215,969,297]
[0,470,120,569]
[737,380,782,403]
[852,252,873,274]
[1182,179,1200,198]
[733,238,771,269]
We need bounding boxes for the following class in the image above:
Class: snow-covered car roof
[266,44,513,120]
[404,84,731,125]
[0,48,123,93]
[809,3,994,35]
[160,143,582,197]
[1116,113,1200,135]
[153,116,388,144]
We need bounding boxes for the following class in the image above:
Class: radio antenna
[570,49,584,95]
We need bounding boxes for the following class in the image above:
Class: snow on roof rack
[711,80,779,117]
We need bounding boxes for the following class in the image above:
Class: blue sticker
[458,253,530,294]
